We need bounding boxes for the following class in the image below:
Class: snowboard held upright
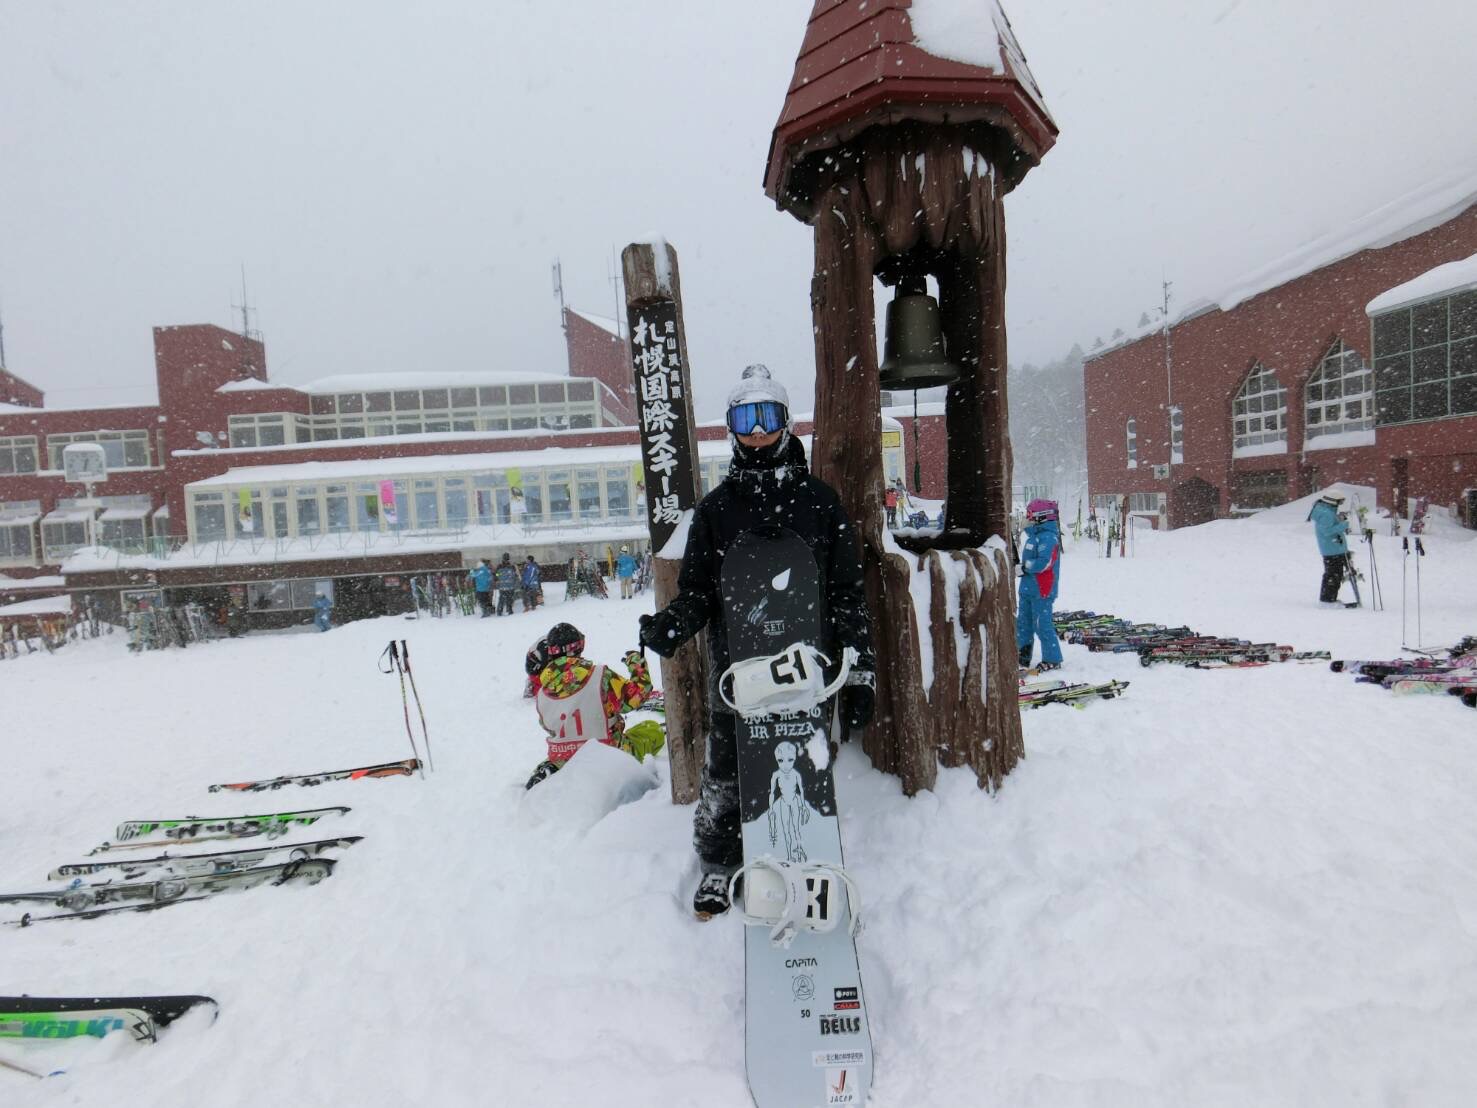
[720,527,872,1107]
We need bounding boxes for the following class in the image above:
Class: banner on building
[379,480,398,525]
[237,488,253,532]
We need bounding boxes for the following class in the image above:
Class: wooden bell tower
[764,0,1058,795]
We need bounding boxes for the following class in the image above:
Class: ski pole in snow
[1362,524,1383,611]
[379,641,428,777]
[1415,537,1425,649]
[1401,537,1409,648]
[398,641,433,772]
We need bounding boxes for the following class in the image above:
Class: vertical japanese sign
[630,300,698,554]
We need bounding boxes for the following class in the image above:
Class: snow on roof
[0,513,40,527]
[99,506,151,521]
[1088,162,1477,360]
[294,371,571,394]
[0,573,66,589]
[41,507,96,524]
[1367,251,1477,316]
[187,437,744,489]
[567,308,625,337]
[0,594,72,617]
[217,378,293,393]
[883,401,948,419]
[910,0,1050,116]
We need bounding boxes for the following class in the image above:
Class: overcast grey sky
[2,0,1475,416]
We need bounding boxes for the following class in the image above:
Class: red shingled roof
[764,0,1057,216]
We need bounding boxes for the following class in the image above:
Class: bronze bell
[878,276,961,391]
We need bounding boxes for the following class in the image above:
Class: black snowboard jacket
[661,437,874,714]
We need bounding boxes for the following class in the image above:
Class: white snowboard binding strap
[718,642,859,718]
[729,856,862,949]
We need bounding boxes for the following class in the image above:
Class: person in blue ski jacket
[494,553,520,616]
[1017,498,1063,671]
[312,591,333,632]
[615,545,638,600]
[468,559,494,617]
[1307,492,1351,606]
[520,555,542,612]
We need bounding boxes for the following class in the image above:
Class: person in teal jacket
[1017,499,1063,671]
[615,545,638,599]
[1307,492,1351,605]
[468,559,494,617]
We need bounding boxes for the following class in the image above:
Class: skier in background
[1307,491,1351,606]
[526,621,656,788]
[1017,498,1063,672]
[494,553,519,616]
[468,559,494,618]
[638,364,875,919]
[520,555,542,612]
[616,545,638,599]
[312,590,333,632]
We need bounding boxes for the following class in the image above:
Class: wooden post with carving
[622,240,709,804]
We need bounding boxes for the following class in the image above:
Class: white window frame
[1125,418,1138,469]
[1305,339,1375,448]
[0,435,39,475]
[1232,363,1288,457]
[228,413,292,448]
[46,430,152,470]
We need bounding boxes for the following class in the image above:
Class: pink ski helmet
[1026,498,1059,522]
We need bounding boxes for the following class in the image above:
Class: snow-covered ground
[4,490,1476,1106]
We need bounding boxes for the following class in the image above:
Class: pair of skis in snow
[1019,678,1130,708]
[0,995,217,1078]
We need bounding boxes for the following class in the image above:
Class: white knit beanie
[726,364,791,414]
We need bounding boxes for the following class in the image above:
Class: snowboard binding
[729,856,862,949]
[718,642,859,719]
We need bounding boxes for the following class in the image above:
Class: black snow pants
[1319,554,1346,603]
[693,712,742,873]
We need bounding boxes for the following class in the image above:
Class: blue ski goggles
[726,401,789,436]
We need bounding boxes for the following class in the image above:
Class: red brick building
[0,311,918,624]
[1085,173,1477,528]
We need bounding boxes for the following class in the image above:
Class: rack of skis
[0,757,421,927]
[1329,635,1477,709]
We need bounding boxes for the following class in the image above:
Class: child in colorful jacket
[526,621,657,789]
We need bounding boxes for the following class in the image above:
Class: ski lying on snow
[50,835,362,880]
[109,806,350,844]
[1020,680,1129,708]
[6,859,335,926]
[0,995,217,1042]
[207,758,420,793]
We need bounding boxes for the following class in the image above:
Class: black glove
[841,669,875,728]
[638,611,683,658]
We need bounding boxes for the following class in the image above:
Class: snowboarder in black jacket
[638,364,875,919]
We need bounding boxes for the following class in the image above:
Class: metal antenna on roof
[609,246,626,340]
[0,293,7,369]
[552,258,566,330]
[231,265,259,342]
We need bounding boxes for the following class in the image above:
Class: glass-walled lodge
[226,375,629,448]
[186,445,743,544]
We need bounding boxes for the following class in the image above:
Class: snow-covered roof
[294,371,572,395]
[217,378,290,393]
[1088,162,1477,360]
[0,573,66,589]
[0,594,71,616]
[41,507,96,524]
[99,506,151,521]
[883,401,948,419]
[1367,251,1477,316]
[187,437,745,489]
[567,308,624,338]
[910,0,1050,118]
[0,513,40,527]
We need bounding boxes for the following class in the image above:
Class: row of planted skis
[2,641,434,1079]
